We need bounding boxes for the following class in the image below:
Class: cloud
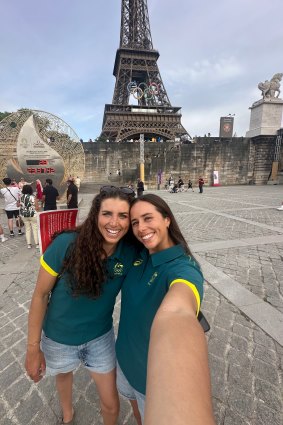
[1,0,282,141]
[165,57,244,86]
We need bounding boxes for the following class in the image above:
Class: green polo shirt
[40,232,137,345]
[116,244,204,395]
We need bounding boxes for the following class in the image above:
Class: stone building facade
[82,135,282,188]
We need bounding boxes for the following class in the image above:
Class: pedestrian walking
[198,176,204,193]
[137,178,144,197]
[25,186,138,425]
[0,177,23,237]
[42,179,59,211]
[116,194,215,425]
[66,178,78,209]
[168,175,174,192]
[177,176,184,191]
[277,201,283,211]
[20,185,39,249]
[188,179,194,192]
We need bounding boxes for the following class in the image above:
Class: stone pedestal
[246,98,283,138]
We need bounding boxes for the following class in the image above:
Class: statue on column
[258,73,283,99]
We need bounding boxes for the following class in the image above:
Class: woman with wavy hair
[25,186,137,425]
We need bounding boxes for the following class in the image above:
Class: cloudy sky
[1,0,282,140]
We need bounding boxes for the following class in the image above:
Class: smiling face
[98,197,130,252]
[130,201,173,254]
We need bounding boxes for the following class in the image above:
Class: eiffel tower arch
[100,0,190,142]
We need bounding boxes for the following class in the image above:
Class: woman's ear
[165,217,171,228]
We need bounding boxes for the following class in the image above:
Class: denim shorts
[117,362,145,421]
[41,328,116,376]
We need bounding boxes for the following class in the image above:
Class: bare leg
[8,218,13,232]
[90,368,119,425]
[56,372,74,423]
[130,399,142,425]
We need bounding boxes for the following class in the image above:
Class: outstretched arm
[144,283,216,425]
[25,267,57,383]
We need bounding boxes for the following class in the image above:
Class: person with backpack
[20,185,39,249]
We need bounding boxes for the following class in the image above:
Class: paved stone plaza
[0,185,283,425]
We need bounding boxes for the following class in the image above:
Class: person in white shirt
[0,177,23,237]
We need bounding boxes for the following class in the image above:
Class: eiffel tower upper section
[101,0,189,141]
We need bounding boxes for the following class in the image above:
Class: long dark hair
[54,188,133,298]
[22,184,33,195]
[130,194,195,258]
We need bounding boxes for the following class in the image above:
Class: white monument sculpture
[246,73,283,138]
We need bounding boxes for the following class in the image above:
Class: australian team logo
[113,262,124,276]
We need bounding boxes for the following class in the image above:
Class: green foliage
[0,111,11,122]
[95,135,108,142]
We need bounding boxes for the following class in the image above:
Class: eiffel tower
[100,0,189,142]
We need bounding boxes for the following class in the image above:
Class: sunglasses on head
[100,185,136,197]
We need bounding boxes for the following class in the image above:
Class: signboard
[15,115,65,190]
[213,171,220,186]
[37,209,78,254]
[219,116,234,138]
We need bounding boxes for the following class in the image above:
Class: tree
[0,111,11,122]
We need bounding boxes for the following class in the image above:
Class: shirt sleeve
[167,259,204,314]
[40,233,75,277]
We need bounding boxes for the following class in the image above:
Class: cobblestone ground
[0,185,283,424]
[200,244,283,313]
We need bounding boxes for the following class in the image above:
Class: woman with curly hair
[25,186,137,425]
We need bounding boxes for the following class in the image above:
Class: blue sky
[1,0,282,140]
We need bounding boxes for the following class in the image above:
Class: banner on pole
[219,116,234,138]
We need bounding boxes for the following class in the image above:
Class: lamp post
[140,133,145,182]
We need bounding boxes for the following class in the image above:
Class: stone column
[246,98,283,138]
